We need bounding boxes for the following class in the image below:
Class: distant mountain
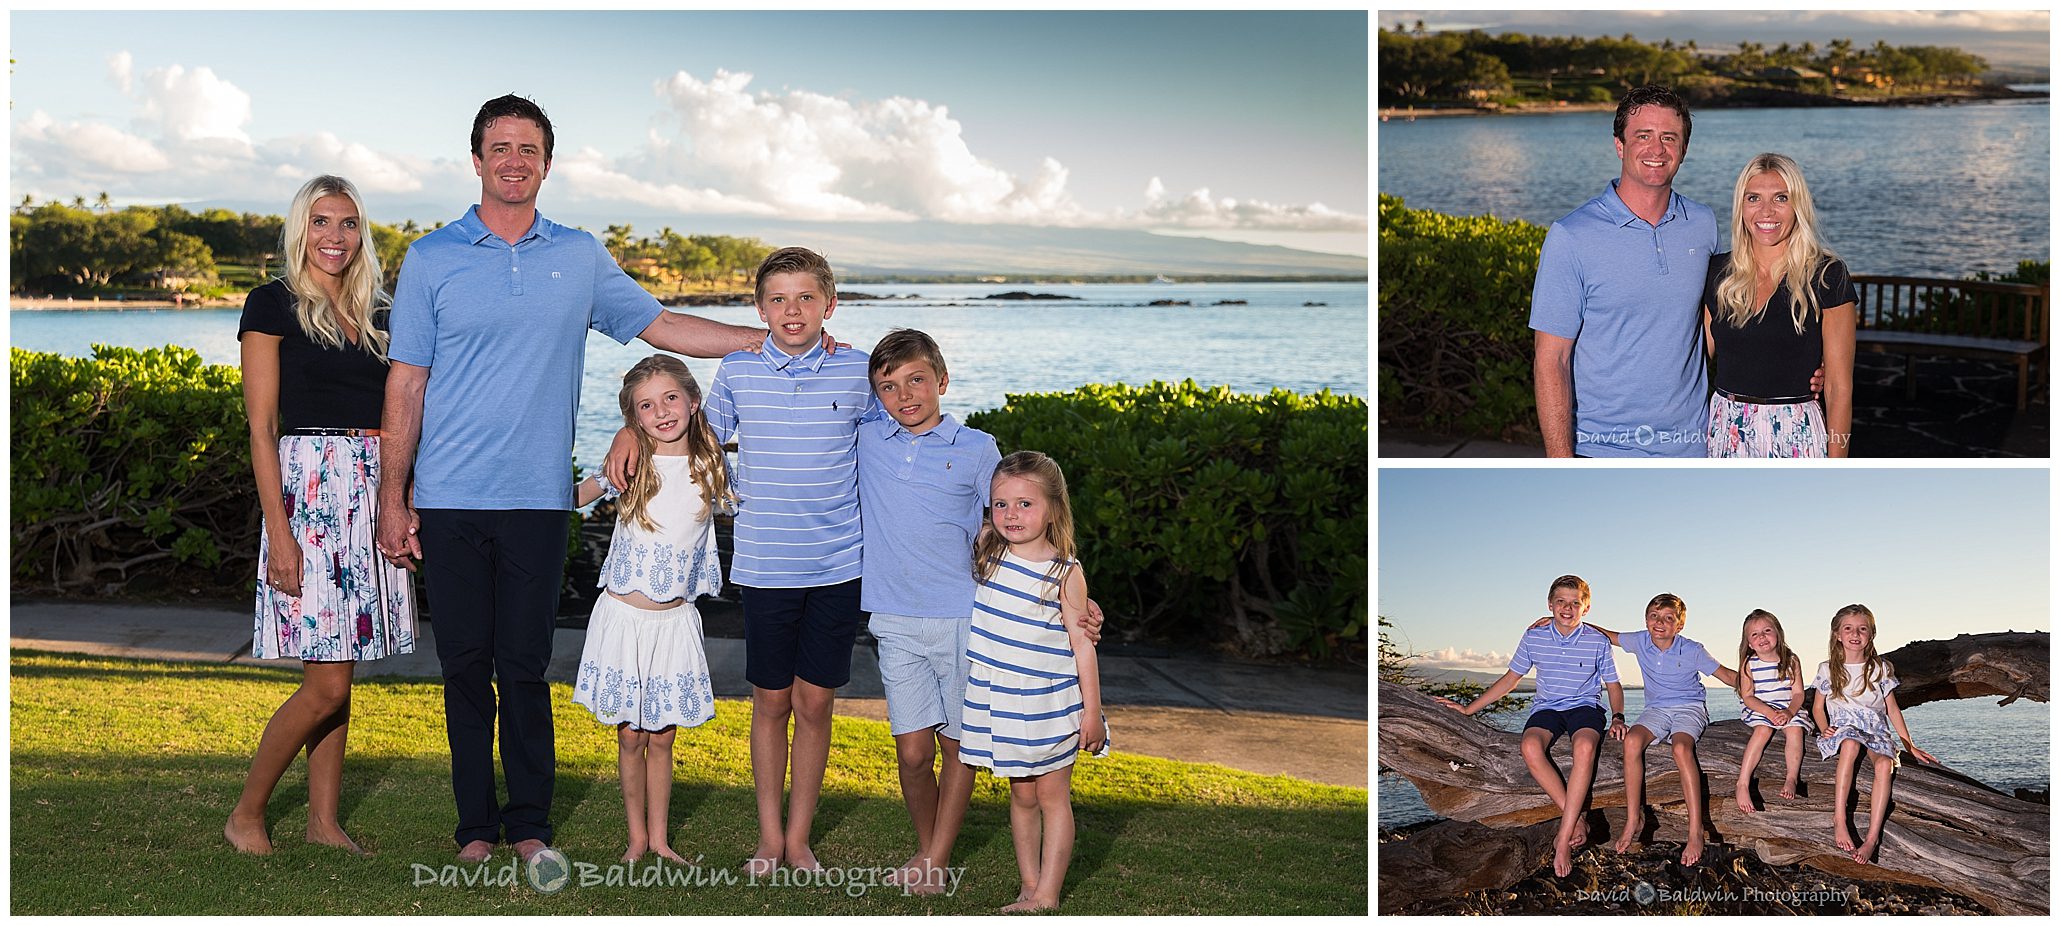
[1411,668,1536,692]
[196,197,1367,278]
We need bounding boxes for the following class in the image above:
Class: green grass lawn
[10,651,1367,914]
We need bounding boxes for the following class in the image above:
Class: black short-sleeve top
[236,279,390,430]
[1703,253,1857,399]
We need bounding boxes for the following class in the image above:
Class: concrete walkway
[9,599,1367,789]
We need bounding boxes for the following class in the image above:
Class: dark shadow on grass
[1064,800,1138,890]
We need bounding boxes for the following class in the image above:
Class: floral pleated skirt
[1707,391,1827,458]
[252,435,416,662]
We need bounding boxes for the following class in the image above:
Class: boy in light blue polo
[1442,575,1625,878]
[1581,593,1739,867]
[856,328,1001,893]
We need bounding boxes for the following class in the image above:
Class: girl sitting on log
[1811,604,1939,864]
[1734,609,1812,813]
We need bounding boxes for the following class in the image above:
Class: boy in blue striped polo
[1441,575,1625,878]
[1577,594,1739,867]
[705,246,876,874]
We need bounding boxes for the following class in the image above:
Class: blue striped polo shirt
[706,336,876,588]
[1508,622,1619,713]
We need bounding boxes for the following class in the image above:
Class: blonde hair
[1736,609,1802,698]
[1713,153,1838,335]
[614,355,729,531]
[280,175,388,358]
[972,451,1078,586]
[1827,603,1893,701]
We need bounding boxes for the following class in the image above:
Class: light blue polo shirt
[1529,180,1717,458]
[1618,630,1721,707]
[856,413,1002,618]
[1508,622,1619,714]
[389,206,663,509]
[707,336,876,588]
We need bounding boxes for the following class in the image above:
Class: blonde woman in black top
[1702,153,1857,457]
[226,175,416,854]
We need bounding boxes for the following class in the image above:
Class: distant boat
[1150,274,1175,284]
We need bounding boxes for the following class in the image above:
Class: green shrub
[11,346,255,593]
[1377,194,1547,441]
[967,381,1366,662]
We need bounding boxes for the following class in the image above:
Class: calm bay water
[1377,687,2050,828]
[10,281,1366,467]
[1377,100,2049,278]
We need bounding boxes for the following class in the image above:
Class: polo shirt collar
[1600,179,1686,229]
[455,204,555,245]
[885,413,963,443]
[760,334,828,372]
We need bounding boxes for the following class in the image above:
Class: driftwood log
[1377,631,2050,915]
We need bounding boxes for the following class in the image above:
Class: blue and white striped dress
[961,551,1083,778]
[1741,655,1812,729]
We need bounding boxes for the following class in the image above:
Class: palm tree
[94,191,112,213]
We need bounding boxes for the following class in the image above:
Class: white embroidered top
[593,455,724,603]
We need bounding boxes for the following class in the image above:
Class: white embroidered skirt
[572,594,716,731]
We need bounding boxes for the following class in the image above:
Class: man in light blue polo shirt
[1530,85,1718,458]
[1441,575,1625,878]
[373,95,779,865]
[1580,593,1739,866]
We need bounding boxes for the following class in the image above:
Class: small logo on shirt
[551,271,561,278]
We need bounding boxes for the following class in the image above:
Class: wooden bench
[1850,274,2049,410]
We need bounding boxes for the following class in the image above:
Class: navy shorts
[1523,705,1608,747]
[740,579,864,690]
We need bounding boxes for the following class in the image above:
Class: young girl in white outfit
[572,355,729,863]
[960,451,1106,912]
[1733,609,1811,814]
[1810,604,1938,864]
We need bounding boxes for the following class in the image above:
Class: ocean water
[10,281,1367,467]
[1377,99,2049,278]
[1377,687,2049,829]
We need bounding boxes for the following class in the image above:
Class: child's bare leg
[1831,739,1861,853]
[783,679,836,871]
[891,728,942,882]
[618,725,650,862]
[1612,726,1653,853]
[747,685,793,873]
[1004,776,1043,907]
[300,662,362,852]
[1672,733,1706,865]
[646,727,685,863]
[1554,728,1601,876]
[1735,726,1774,814]
[908,734,975,895]
[1007,766,1075,911]
[225,660,355,855]
[1853,753,1894,863]
[1517,728,1571,814]
[1779,727,1805,799]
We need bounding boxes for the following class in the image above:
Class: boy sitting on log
[1438,574,1626,878]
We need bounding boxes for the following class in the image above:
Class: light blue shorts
[870,612,971,740]
[1633,702,1709,744]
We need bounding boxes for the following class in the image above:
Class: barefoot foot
[1002,896,1057,912]
[1681,836,1704,867]
[1852,836,1880,864]
[1611,822,1640,855]
[1570,814,1590,850]
[1735,791,1757,815]
[457,840,493,863]
[305,822,366,855]
[1832,824,1856,854]
[785,845,822,872]
[512,838,548,862]
[899,859,948,895]
[1552,836,1574,878]
[1779,784,1799,800]
[621,842,648,864]
[653,845,687,864]
[225,814,273,855]
[744,850,781,877]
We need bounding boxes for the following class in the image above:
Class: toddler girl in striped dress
[961,451,1106,912]
[1733,609,1811,813]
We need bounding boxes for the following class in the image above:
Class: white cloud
[1134,177,1367,232]
[1412,647,1512,671]
[14,110,170,174]
[133,63,253,144]
[108,51,133,95]
[259,132,427,195]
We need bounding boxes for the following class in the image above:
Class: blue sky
[1381,10,2050,71]
[7,10,1369,256]
[1378,469,2050,688]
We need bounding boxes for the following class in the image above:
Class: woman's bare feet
[1831,823,1856,854]
[305,821,365,855]
[224,813,273,855]
[1852,836,1880,864]
[1681,835,1704,866]
[457,840,493,863]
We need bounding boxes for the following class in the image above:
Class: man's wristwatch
[1611,712,1626,722]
